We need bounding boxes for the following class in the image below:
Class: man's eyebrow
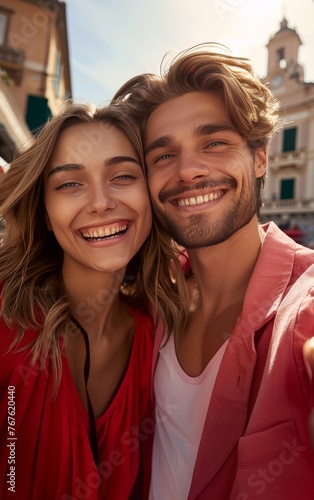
[145,136,172,157]
[195,122,237,136]
[145,123,238,157]
[47,164,82,179]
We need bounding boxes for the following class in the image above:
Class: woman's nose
[87,183,117,213]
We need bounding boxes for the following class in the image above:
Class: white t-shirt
[149,335,228,500]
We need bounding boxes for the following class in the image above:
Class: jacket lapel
[188,321,257,498]
[188,223,296,498]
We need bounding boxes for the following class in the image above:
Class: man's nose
[174,152,210,184]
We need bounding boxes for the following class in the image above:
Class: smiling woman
[0,102,189,499]
[45,121,152,279]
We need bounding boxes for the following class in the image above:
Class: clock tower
[265,18,304,92]
[260,18,314,248]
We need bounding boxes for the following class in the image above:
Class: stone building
[261,18,314,248]
[0,0,72,162]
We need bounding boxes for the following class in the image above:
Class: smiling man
[145,91,265,250]
[113,45,314,499]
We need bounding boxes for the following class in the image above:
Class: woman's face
[44,121,152,277]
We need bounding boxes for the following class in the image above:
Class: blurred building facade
[261,18,314,248]
[0,0,72,162]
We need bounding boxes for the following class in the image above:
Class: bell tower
[266,18,304,89]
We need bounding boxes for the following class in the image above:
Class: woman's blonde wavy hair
[113,43,281,215]
[0,101,189,390]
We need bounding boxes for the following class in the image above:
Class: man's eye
[206,140,227,148]
[113,175,136,181]
[155,154,173,163]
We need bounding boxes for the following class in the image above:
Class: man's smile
[177,190,225,207]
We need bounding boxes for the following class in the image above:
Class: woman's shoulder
[0,317,39,370]
[128,303,154,325]
[0,316,38,344]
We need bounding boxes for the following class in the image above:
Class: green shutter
[280,178,294,199]
[283,127,297,152]
[26,95,52,134]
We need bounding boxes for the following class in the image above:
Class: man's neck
[175,218,264,376]
[187,217,263,311]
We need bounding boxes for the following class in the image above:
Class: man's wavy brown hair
[113,43,281,215]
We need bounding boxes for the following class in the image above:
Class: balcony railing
[261,198,314,214]
[0,46,25,85]
[268,148,307,169]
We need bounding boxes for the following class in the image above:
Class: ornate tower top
[266,18,304,87]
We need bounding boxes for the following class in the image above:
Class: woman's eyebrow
[104,155,140,167]
[47,164,82,179]
[47,156,140,179]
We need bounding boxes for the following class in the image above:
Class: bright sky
[65,0,314,105]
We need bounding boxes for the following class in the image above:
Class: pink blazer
[152,223,314,499]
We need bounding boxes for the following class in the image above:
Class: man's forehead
[145,91,229,131]
[144,93,233,153]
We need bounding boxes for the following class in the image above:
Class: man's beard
[153,176,260,249]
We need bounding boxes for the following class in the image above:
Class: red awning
[283,227,305,242]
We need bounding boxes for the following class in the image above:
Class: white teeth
[177,191,222,207]
[82,224,127,239]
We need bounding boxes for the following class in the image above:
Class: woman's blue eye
[56,182,79,190]
[114,175,136,180]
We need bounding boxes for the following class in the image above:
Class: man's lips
[176,190,225,207]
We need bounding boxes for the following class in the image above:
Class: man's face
[144,92,267,249]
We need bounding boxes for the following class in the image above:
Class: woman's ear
[254,146,267,178]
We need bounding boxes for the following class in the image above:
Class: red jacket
[0,307,153,500]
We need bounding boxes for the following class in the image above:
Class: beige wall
[0,0,71,115]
